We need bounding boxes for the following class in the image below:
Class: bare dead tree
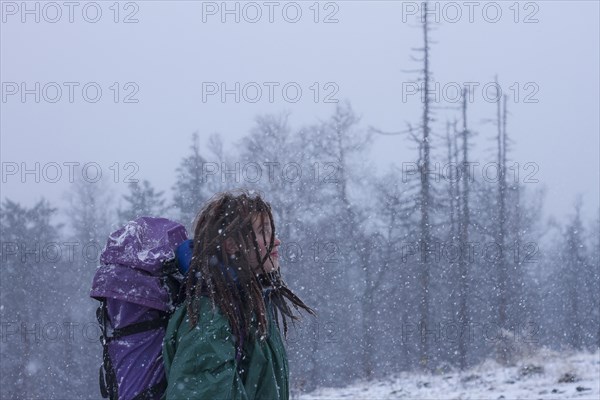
[494,76,511,364]
[411,0,436,369]
[445,121,459,243]
[457,86,474,370]
[564,198,587,350]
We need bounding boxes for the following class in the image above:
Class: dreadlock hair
[185,189,315,352]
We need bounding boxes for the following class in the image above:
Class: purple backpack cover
[90,217,188,400]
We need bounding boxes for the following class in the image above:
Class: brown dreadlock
[185,189,315,352]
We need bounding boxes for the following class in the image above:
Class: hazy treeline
[1,101,598,399]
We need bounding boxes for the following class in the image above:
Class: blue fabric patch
[175,239,194,275]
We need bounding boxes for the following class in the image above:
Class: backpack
[90,217,193,400]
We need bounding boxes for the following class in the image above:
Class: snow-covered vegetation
[299,349,600,400]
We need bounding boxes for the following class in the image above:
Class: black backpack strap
[162,258,185,308]
[97,301,119,400]
[108,315,169,341]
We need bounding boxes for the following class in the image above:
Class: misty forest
[1,6,599,400]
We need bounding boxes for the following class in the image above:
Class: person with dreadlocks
[162,189,315,400]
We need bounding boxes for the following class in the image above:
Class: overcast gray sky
[1,0,598,224]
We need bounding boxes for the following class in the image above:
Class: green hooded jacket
[162,293,289,400]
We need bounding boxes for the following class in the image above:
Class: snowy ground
[297,349,600,400]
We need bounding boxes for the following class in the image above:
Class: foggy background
[1,1,599,399]
[2,0,598,222]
